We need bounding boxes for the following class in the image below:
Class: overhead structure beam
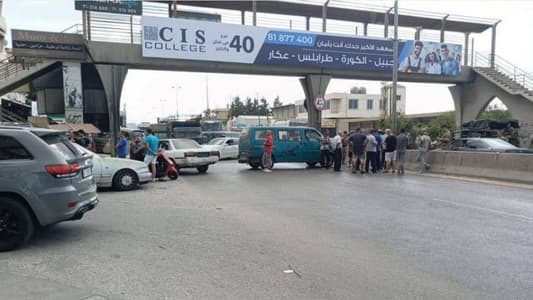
[322,0,330,33]
[490,20,502,68]
[384,7,393,38]
[440,14,449,42]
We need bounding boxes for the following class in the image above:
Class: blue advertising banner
[142,17,462,76]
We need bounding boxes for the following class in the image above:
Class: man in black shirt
[348,127,367,174]
[384,129,397,173]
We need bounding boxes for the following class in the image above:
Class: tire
[112,169,139,191]
[197,165,209,173]
[249,163,260,170]
[306,162,317,168]
[168,171,178,180]
[0,197,35,252]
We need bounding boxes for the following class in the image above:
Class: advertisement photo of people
[399,40,462,76]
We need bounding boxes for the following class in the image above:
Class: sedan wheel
[113,169,139,191]
[197,165,209,173]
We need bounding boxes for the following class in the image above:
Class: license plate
[82,168,92,178]
[197,152,209,157]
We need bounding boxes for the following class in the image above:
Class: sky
[4,0,532,123]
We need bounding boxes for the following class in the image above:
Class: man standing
[115,131,129,158]
[333,131,343,172]
[320,130,331,169]
[342,131,349,165]
[396,128,408,175]
[130,135,146,162]
[144,128,159,182]
[416,129,431,173]
[365,129,378,174]
[401,41,425,73]
[375,129,384,171]
[262,130,274,172]
[384,129,397,173]
[349,128,367,174]
[438,125,451,150]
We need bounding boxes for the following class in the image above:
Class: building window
[298,105,306,113]
[325,100,331,110]
[396,95,401,101]
[367,99,373,110]
[349,99,358,109]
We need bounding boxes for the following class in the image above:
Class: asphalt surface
[1,160,533,300]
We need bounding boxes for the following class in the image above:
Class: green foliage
[380,112,456,140]
[479,109,512,120]
[229,96,271,117]
[273,96,283,107]
[426,112,456,139]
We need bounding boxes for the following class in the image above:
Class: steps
[474,67,533,102]
[0,56,58,96]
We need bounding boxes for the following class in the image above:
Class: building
[287,84,406,132]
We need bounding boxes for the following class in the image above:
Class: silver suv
[0,126,98,251]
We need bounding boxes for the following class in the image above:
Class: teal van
[238,126,323,169]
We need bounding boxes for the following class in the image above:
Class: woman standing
[424,52,441,75]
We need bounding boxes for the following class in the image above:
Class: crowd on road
[260,127,436,174]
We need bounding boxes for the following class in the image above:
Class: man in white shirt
[333,131,343,172]
[365,129,378,173]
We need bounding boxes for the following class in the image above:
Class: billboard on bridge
[141,16,462,76]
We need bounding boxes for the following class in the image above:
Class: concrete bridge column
[95,64,128,157]
[299,74,331,130]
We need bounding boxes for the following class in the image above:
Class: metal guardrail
[0,56,44,81]
[474,52,533,91]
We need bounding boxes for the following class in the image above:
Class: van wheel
[0,197,34,252]
[249,163,260,170]
[197,165,209,173]
[113,169,139,191]
[306,162,317,168]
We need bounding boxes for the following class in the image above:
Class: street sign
[314,96,326,111]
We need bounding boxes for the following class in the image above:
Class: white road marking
[432,198,533,223]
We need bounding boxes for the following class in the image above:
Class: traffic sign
[314,96,326,111]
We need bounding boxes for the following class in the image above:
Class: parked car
[451,137,533,154]
[159,138,219,173]
[238,126,323,169]
[73,144,152,191]
[0,126,98,251]
[202,137,239,159]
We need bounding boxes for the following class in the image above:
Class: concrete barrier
[404,150,533,184]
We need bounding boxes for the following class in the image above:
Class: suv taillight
[45,163,82,178]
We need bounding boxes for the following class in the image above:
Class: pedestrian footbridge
[2,1,532,150]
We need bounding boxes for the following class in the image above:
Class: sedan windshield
[208,138,225,145]
[482,138,516,148]
[172,139,201,149]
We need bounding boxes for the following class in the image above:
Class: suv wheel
[113,169,139,191]
[0,197,35,251]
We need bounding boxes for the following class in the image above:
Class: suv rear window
[0,136,33,160]
[39,135,80,160]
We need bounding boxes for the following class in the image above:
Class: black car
[451,138,533,154]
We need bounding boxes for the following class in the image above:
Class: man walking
[396,128,408,175]
[342,131,349,165]
[365,129,378,174]
[333,131,343,172]
[416,129,431,173]
[262,130,274,172]
[144,128,159,182]
[349,127,367,174]
[384,129,397,173]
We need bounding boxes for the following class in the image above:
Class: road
[1,161,533,300]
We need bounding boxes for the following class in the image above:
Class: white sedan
[159,138,219,173]
[73,144,152,191]
[202,137,239,159]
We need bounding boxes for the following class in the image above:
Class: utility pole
[205,74,210,117]
[391,0,399,133]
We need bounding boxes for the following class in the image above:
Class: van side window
[255,130,266,140]
[305,130,320,141]
[278,130,301,142]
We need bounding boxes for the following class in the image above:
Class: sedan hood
[101,157,148,169]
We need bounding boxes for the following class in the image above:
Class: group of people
[319,127,434,174]
[401,41,461,76]
[115,128,160,182]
